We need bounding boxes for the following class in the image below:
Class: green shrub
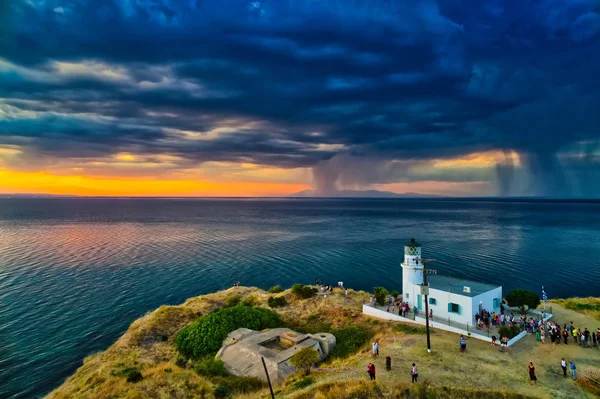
[175,306,282,360]
[373,287,389,306]
[505,289,540,313]
[328,326,374,359]
[242,296,259,306]
[122,367,143,383]
[498,324,521,339]
[223,294,241,308]
[268,285,284,294]
[391,290,400,299]
[291,284,315,299]
[268,295,288,308]
[193,357,229,377]
[213,383,231,398]
[290,347,319,375]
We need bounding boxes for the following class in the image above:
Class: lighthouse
[401,238,423,309]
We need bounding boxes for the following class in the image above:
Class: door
[478,302,482,315]
[417,295,422,311]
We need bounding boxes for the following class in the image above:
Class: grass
[48,286,600,399]
[549,297,600,320]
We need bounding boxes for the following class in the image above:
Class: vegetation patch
[505,289,540,314]
[223,294,242,308]
[498,324,521,339]
[193,357,229,377]
[111,366,143,383]
[328,326,374,360]
[293,376,315,390]
[551,297,600,320]
[394,323,430,335]
[268,285,284,294]
[373,287,389,306]
[211,375,266,394]
[268,295,288,308]
[175,306,282,359]
[290,347,319,375]
[291,284,316,299]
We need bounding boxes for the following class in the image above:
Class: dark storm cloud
[1,0,600,195]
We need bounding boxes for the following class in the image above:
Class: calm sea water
[1,198,600,397]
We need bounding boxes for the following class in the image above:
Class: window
[448,303,460,314]
[493,298,500,308]
[406,293,409,299]
[429,298,437,305]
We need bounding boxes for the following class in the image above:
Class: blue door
[417,295,422,311]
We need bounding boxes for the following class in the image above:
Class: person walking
[367,363,376,380]
[563,328,569,345]
[561,358,567,377]
[528,362,537,385]
[385,356,391,371]
[372,341,378,357]
[459,334,467,352]
[540,328,545,344]
[411,363,418,383]
[570,360,577,380]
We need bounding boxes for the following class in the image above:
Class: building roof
[427,274,500,297]
[405,237,421,248]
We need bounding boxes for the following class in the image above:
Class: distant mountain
[0,194,79,198]
[290,189,443,198]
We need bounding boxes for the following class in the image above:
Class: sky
[1,0,600,197]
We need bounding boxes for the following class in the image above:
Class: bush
[373,287,389,306]
[242,296,258,306]
[122,367,143,383]
[291,284,315,299]
[193,357,229,377]
[175,356,188,368]
[223,294,241,308]
[498,324,521,339]
[328,326,374,359]
[175,306,282,360]
[290,347,319,375]
[213,383,231,398]
[268,295,288,308]
[505,289,540,313]
[268,285,284,294]
[391,290,400,299]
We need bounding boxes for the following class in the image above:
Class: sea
[1,197,600,398]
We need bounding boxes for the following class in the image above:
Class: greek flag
[542,286,548,302]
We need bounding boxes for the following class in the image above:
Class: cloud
[0,0,599,196]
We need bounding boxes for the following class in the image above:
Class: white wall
[424,288,473,326]
[472,287,503,322]
[363,304,531,347]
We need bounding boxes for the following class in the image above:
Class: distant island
[290,189,443,198]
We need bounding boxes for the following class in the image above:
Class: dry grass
[549,297,600,321]
[48,287,600,399]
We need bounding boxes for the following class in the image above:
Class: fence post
[467,322,469,333]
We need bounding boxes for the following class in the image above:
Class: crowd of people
[535,320,600,348]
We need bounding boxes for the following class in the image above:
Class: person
[570,360,576,380]
[411,363,418,383]
[459,334,467,352]
[540,328,545,344]
[528,362,537,384]
[535,328,541,341]
[429,309,433,319]
[372,341,379,357]
[563,328,569,345]
[367,363,376,380]
[561,358,567,377]
[385,356,391,371]
[345,288,349,296]
[491,335,497,346]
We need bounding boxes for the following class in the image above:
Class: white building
[401,238,502,326]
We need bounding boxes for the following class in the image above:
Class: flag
[542,286,548,302]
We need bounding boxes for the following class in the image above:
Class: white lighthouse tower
[401,238,423,309]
